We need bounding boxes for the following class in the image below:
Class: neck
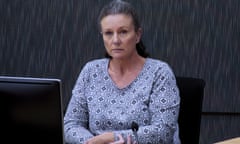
[109,55,146,75]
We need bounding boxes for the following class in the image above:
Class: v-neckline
[105,58,148,90]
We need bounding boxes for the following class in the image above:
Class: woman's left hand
[109,134,137,144]
[84,132,114,144]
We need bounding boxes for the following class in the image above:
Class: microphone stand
[131,121,139,143]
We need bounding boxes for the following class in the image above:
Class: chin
[110,54,125,59]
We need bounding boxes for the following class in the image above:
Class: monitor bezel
[0,76,65,143]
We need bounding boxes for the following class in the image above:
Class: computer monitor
[0,76,65,144]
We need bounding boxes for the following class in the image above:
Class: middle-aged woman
[64,0,181,144]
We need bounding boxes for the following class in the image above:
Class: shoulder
[77,58,108,78]
[146,58,176,79]
[85,58,108,67]
[82,58,108,70]
[146,58,173,72]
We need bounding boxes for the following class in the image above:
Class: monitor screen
[0,76,65,144]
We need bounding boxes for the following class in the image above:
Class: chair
[176,77,206,144]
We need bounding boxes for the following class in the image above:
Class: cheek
[103,39,110,47]
[103,39,111,52]
[124,36,137,46]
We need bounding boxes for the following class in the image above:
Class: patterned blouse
[64,58,181,144]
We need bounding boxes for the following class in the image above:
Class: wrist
[102,132,114,143]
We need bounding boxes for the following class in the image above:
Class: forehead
[100,14,134,29]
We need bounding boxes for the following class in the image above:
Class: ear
[136,28,142,43]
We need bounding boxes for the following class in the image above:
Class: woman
[64,0,181,144]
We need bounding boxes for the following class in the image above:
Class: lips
[112,48,124,52]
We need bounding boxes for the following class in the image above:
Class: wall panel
[200,114,240,144]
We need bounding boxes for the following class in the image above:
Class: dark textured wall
[0,0,239,143]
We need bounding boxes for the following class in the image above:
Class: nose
[112,33,121,44]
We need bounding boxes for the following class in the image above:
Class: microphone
[131,121,139,143]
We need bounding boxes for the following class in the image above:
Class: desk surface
[214,137,240,144]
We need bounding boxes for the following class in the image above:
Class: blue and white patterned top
[64,58,181,144]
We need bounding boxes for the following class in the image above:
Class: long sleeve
[64,64,94,144]
[113,64,181,144]
[63,58,181,144]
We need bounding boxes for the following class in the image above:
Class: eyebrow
[102,26,131,31]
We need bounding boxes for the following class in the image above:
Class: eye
[118,30,128,38]
[119,30,128,35]
[103,31,113,36]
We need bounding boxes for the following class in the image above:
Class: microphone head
[131,121,139,132]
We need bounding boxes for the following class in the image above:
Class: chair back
[176,77,205,144]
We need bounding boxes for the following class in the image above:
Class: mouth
[112,48,124,52]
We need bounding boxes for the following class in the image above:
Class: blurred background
[0,0,239,143]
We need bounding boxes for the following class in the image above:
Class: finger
[127,135,138,144]
[109,134,124,144]
[117,134,124,142]
[127,135,132,144]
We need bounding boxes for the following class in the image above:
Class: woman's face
[100,14,141,59]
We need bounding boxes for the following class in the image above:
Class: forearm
[112,103,180,144]
[64,121,94,144]
[113,123,176,144]
[84,132,114,144]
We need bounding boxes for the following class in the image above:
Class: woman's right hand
[84,132,114,144]
[109,134,137,144]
